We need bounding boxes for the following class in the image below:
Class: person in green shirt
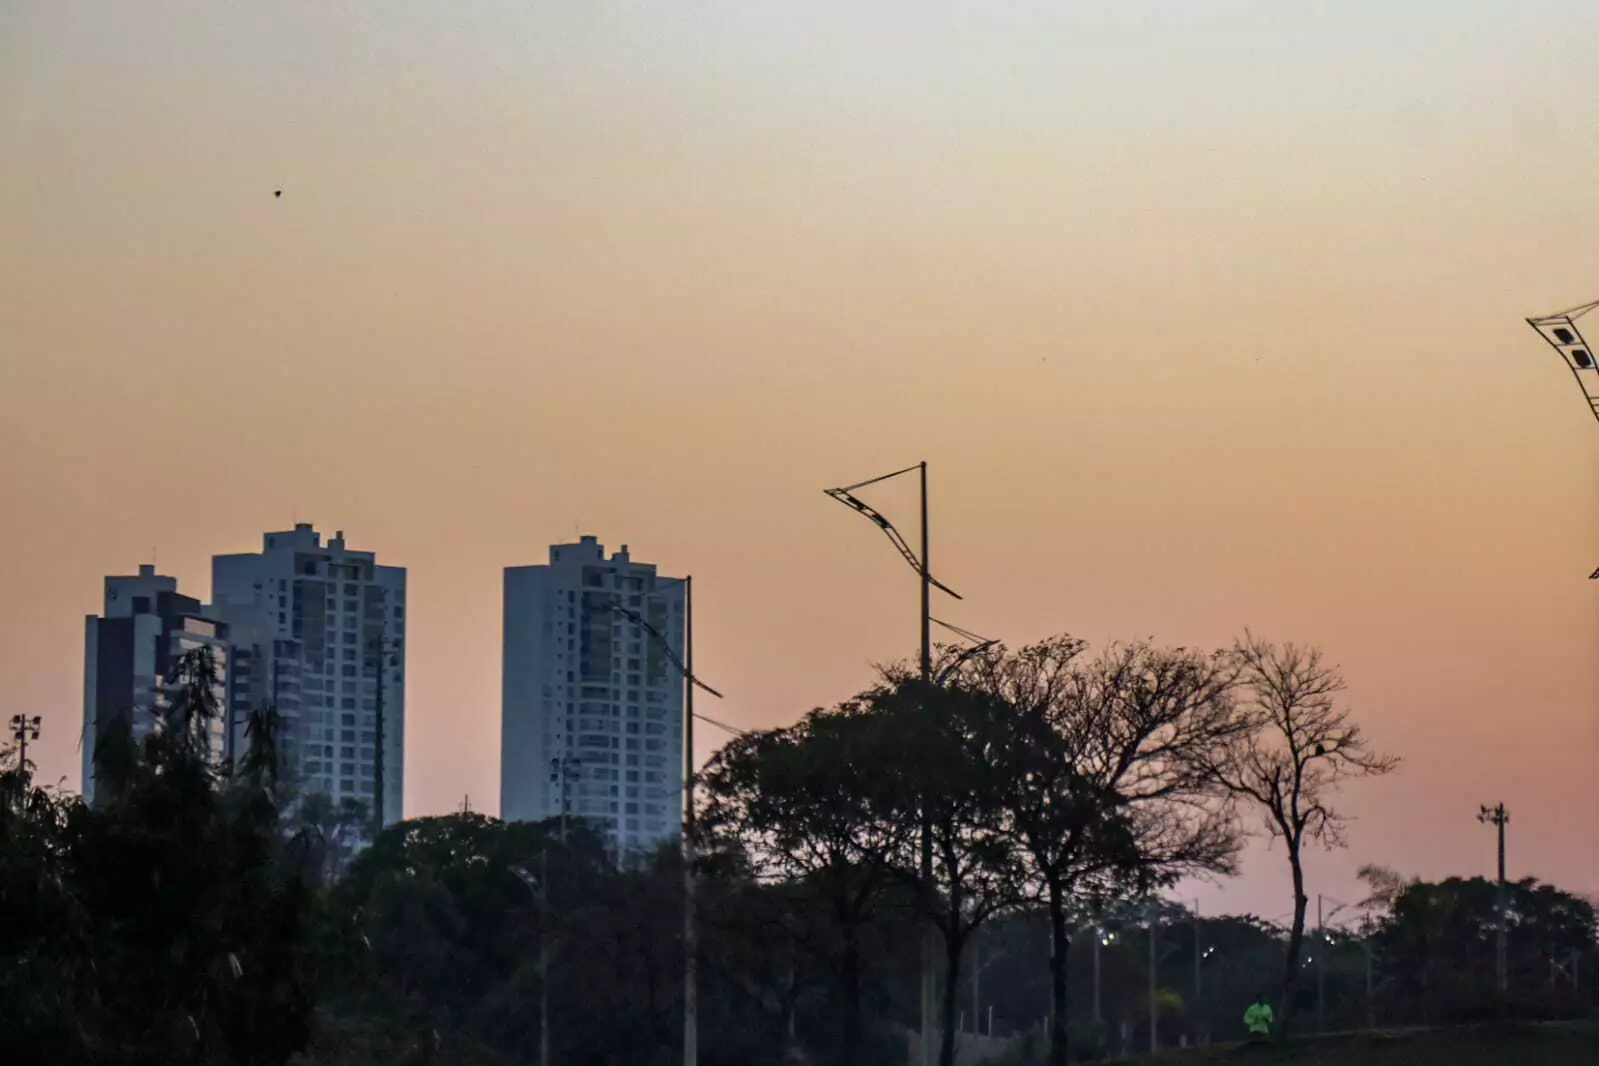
[1244,993,1274,1039]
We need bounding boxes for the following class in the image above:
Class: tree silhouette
[1211,632,1399,1037]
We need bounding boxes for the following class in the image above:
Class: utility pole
[9,714,41,772]
[1479,803,1510,994]
[825,460,961,1066]
[683,575,698,1066]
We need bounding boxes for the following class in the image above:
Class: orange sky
[3,2,1597,918]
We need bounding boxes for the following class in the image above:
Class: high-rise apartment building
[502,536,685,855]
[212,524,406,826]
[82,565,234,804]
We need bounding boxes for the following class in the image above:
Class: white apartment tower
[211,524,406,826]
[502,537,685,855]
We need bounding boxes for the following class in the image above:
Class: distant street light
[1315,895,1352,1034]
[513,854,553,1066]
[1144,907,1182,1054]
[968,931,1007,1037]
[825,461,962,1066]
[1092,927,1117,1028]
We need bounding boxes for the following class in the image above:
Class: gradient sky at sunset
[4,2,1598,919]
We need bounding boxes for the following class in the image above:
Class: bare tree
[955,637,1253,1066]
[1213,632,1399,1037]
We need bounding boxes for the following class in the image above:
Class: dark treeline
[2,638,1594,1066]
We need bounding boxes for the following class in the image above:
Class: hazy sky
[4,2,1598,919]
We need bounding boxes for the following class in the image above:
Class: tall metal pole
[683,576,698,1066]
[1092,930,1102,1027]
[1316,895,1326,1035]
[1192,905,1202,1047]
[1479,803,1509,994]
[539,845,551,1066]
[918,461,935,1066]
[1148,918,1158,1054]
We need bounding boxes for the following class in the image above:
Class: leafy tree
[871,670,1027,1066]
[0,755,91,1063]
[1370,876,1596,1024]
[1211,633,1398,1036]
[697,701,915,1066]
[6,647,315,1066]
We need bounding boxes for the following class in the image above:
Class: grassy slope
[1118,1023,1599,1065]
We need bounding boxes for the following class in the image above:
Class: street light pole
[602,576,723,1066]
[513,859,553,1066]
[1479,803,1510,994]
[9,714,41,772]
[824,460,963,1066]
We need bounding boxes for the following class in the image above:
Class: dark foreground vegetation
[2,638,1594,1066]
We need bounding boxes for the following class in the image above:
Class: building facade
[82,565,234,803]
[502,537,685,855]
[211,524,406,826]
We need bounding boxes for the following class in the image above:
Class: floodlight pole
[1479,803,1509,994]
[10,714,41,772]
